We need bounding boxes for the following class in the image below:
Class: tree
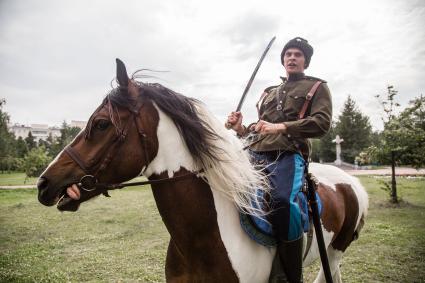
[310,139,321,162]
[368,85,404,203]
[393,95,425,168]
[49,121,81,157]
[317,122,336,162]
[38,134,53,155]
[15,137,28,158]
[25,131,37,151]
[334,96,373,163]
[0,98,18,172]
[21,146,52,177]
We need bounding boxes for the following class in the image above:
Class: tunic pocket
[286,92,307,112]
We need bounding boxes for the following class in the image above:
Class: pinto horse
[37,59,368,283]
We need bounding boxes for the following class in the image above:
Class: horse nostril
[37,177,49,191]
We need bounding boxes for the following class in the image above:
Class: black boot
[268,252,288,283]
[277,237,304,283]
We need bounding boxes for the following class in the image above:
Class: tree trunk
[391,150,398,203]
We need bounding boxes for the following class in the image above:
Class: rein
[76,172,200,195]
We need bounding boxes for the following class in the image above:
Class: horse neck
[150,170,225,254]
[150,169,243,282]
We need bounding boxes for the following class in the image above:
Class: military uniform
[233,37,332,283]
[246,73,332,283]
[250,73,332,158]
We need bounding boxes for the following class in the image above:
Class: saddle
[239,173,323,258]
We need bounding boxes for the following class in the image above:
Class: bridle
[63,94,197,196]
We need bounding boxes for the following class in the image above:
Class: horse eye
[95,120,110,131]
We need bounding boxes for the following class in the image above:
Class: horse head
[37,59,160,211]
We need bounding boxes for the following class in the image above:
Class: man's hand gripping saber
[225,36,276,129]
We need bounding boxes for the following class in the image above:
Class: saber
[225,36,276,129]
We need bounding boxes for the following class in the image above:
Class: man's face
[283,47,306,75]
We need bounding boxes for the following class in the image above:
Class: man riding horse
[227,37,332,283]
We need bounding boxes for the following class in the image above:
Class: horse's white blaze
[41,128,85,176]
[309,163,369,228]
[41,149,64,176]
[144,103,199,178]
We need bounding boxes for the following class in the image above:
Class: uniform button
[288,134,291,138]
[283,91,286,94]
[295,96,298,99]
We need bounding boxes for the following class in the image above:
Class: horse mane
[104,80,270,217]
[103,82,223,169]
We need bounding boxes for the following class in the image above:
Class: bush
[0,156,22,173]
[22,147,52,177]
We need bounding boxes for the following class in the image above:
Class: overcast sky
[1,0,424,131]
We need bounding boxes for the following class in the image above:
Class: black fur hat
[281,37,314,68]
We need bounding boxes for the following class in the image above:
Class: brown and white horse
[37,59,368,283]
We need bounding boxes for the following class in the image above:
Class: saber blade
[226,36,276,129]
[236,36,276,112]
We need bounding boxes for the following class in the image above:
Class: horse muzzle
[37,175,83,211]
[37,176,57,206]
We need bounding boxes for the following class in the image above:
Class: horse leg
[164,239,188,283]
[312,246,343,283]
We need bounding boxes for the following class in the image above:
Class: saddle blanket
[240,191,323,247]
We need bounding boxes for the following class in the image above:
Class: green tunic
[249,73,332,159]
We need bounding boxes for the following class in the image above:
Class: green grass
[0,186,168,282]
[0,172,38,186]
[305,176,425,283]
[1,176,424,282]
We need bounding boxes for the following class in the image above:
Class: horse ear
[116,58,129,87]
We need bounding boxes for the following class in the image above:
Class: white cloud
[1,0,424,132]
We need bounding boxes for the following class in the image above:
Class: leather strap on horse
[63,99,205,194]
[64,146,91,174]
[98,171,201,191]
[298,81,322,120]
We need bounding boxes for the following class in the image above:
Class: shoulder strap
[256,91,269,110]
[298,81,322,120]
[256,86,277,115]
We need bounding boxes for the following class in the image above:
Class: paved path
[0,185,36,189]
[346,167,425,176]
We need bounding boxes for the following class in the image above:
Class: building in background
[8,120,86,142]
[70,120,87,129]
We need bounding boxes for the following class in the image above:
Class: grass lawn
[0,172,38,186]
[1,176,424,282]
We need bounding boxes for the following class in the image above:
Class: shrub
[22,147,52,177]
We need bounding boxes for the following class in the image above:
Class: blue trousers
[251,151,306,241]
